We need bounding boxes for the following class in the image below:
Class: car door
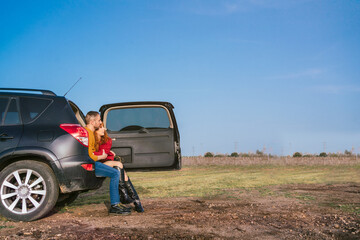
[100,102,180,169]
[0,97,23,158]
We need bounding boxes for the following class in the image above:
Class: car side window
[0,97,10,125]
[19,97,52,124]
[106,107,171,132]
[4,99,20,125]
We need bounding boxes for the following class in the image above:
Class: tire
[56,192,79,207]
[0,160,59,221]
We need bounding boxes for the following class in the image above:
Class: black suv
[0,88,181,221]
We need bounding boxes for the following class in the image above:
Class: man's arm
[85,127,107,161]
[93,149,108,160]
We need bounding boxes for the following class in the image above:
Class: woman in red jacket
[93,123,144,212]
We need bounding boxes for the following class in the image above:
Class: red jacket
[93,138,114,161]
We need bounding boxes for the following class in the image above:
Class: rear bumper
[57,155,105,193]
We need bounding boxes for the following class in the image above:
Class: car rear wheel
[0,160,59,221]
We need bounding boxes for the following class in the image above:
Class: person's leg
[94,161,120,205]
[104,160,124,168]
[94,162,131,215]
[104,161,128,181]
[102,161,143,212]
[115,166,134,204]
[125,177,144,213]
[104,161,133,204]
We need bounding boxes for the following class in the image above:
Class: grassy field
[73,164,360,207]
[1,163,358,239]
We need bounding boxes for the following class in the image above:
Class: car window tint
[107,107,170,132]
[4,99,20,125]
[19,97,52,124]
[0,97,9,124]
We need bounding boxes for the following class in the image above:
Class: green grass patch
[338,204,360,215]
[256,187,277,197]
[284,192,316,201]
[324,203,360,215]
[0,225,14,229]
[72,193,108,206]
[72,165,360,205]
[71,193,109,207]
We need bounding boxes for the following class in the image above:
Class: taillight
[81,164,94,171]
[60,124,88,147]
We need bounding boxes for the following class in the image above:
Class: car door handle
[0,134,14,140]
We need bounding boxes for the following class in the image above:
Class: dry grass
[75,165,360,201]
[183,156,360,166]
[71,156,360,205]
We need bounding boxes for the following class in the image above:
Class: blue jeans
[94,161,120,205]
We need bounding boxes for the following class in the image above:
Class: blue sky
[1,0,359,156]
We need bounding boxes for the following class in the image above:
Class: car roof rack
[0,88,56,96]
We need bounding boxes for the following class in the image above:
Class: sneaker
[109,204,131,215]
[104,200,131,211]
[117,203,132,212]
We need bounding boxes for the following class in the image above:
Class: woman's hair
[94,123,110,151]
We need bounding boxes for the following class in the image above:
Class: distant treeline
[201,149,359,158]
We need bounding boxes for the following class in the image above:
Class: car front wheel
[0,160,59,221]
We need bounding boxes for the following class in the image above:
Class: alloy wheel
[1,169,46,214]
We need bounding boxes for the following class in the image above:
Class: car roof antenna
[64,77,82,97]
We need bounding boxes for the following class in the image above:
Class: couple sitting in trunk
[84,111,144,215]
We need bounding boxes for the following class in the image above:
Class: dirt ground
[0,184,359,240]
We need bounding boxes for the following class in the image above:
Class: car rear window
[106,107,170,132]
[19,97,52,124]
